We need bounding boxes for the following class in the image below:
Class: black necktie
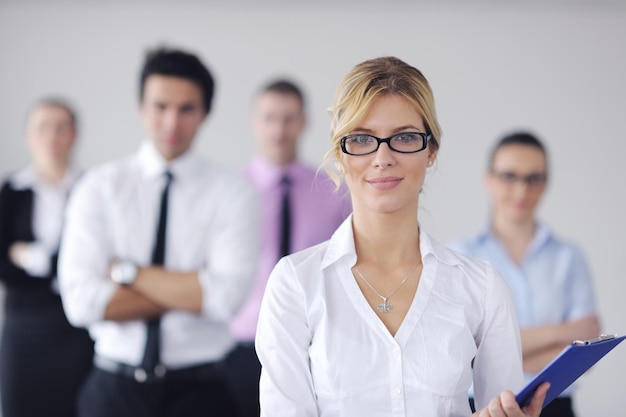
[279,175,291,259]
[141,171,173,376]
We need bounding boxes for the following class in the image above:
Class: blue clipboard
[516,334,626,408]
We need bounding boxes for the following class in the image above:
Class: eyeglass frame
[339,132,432,156]
[490,170,547,188]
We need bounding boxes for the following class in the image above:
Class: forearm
[130,266,202,313]
[521,326,563,358]
[522,315,600,358]
[104,286,167,321]
[523,345,566,374]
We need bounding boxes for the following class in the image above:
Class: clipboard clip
[572,334,616,345]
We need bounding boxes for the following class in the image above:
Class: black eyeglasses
[340,132,431,156]
[491,170,547,188]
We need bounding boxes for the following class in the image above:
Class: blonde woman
[256,57,548,417]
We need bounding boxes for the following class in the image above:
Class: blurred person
[449,132,599,417]
[0,98,94,417]
[58,47,260,417]
[255,57,549,417]
[227,79,350,417]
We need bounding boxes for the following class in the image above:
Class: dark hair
[139,47,215,115]
[259,79,305,112]
[488,131,548,170]
[27,97,78,128]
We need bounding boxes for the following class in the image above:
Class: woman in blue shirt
[450,132,600,417]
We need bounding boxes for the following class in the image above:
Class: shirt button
[393,387,402,396]
[392,348,400,356]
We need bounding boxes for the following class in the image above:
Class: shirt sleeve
[57,170,117,328]
[256,258,318,417]
[564,244,598,321]
[198,175,261,321]
[472,263,525,410]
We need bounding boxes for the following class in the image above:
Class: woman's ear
[427,149,438,167]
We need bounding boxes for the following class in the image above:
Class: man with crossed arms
[59,47,259,417]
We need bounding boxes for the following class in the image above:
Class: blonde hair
[323,57,442,186]
[27,97,78,129]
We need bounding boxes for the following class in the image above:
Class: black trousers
[0,303,93,417]
[540,397,575,417]
[469,397,575,417]
[225,344,261,417]
[78,364,238,417]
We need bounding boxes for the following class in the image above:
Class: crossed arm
[58,168,261,329]
[521,316,600,374]
[103,266,202,321]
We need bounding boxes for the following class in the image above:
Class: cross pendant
[377,297,392,313]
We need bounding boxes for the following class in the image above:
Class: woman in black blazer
[0,98,94,417]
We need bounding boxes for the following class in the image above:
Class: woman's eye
[351,135,374,145]
[394,133,418,143]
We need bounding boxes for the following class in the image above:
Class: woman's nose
[372,142,395,168]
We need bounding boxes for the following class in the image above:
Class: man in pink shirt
[227,79,351,417]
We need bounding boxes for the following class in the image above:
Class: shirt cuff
[20,242,52,278]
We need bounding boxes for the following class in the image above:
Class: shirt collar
[320,215,463,270]
[527,222,552,255]
[320,215,357,269]
[136,139,199,181]
[248,155,312,188]
[479,222,553,255]
[419,228,464,267]
[10,164,80,191]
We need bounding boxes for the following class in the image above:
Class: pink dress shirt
[230,156,351,341]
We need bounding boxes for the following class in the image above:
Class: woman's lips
[367,177,402,190]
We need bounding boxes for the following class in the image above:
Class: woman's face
[341,94,436,216]
[26,105,76,164]
[485,144,547,224]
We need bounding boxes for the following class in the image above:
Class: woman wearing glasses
[449,133,600,417]
[255,57,548,417]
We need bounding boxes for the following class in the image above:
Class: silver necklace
[353,263,418,313]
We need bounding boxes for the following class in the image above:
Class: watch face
[114,261,137,285]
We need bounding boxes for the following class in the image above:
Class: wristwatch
[111,261,138,286]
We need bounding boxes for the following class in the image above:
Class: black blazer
[0,180,61,313]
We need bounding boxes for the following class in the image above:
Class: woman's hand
[9,241,29,268]
[473,382,550,417]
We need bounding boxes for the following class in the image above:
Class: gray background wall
[1,1,625,415]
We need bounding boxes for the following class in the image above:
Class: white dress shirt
[58,140,260,369]
[256,216,523,417]
[10,165,78,281]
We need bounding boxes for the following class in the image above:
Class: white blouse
[256,216,523,417]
